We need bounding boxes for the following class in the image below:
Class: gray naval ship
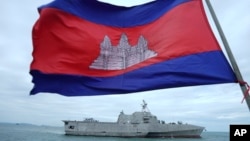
[63,100,205,138]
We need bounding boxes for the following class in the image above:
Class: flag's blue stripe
[39,0,191,27]
[30,51,236,96]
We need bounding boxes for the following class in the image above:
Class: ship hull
[65,130,203,138]
[146,129,204,138]
[65,131,148,138]
[63,121,204,138]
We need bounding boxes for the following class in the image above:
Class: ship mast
[141,100,150,112]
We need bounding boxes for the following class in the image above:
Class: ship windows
[69,125,75,129]
[143,116,150,123]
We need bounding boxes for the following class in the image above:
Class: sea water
[0,123,229,141]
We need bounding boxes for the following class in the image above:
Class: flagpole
[205,0,250,111]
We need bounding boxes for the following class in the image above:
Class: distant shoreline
[0,122,63,128]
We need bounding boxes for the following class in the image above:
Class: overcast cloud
[0,0,250,132]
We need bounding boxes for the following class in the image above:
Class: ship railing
[83,118,99,123]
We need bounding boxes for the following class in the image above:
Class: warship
[63,100,205,138]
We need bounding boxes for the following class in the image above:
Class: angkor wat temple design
[90,33,157,70]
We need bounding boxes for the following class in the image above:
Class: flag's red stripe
[31,1,220,77]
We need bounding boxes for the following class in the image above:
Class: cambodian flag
[30,0,237,96]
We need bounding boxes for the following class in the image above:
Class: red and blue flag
[30,0,237,96]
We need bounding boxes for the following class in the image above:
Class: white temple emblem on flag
[90,33,158,70]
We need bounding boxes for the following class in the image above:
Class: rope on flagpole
[238,81,250,104]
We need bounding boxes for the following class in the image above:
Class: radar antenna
[141,100,150,112]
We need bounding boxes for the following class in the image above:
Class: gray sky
[0,0,250,132]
